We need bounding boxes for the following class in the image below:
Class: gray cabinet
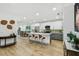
[50,33,63,40]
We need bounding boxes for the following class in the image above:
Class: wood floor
[0,37,64,56]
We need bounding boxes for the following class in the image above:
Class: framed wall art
[74,3,79,32]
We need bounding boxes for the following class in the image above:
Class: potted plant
[67,32,74,42]
[73,36,79,49]
[67,32,79,49]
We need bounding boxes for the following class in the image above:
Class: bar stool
[41,36,45,44]
[39,35,46,44]
[28,34,33,43]
[35,36,38,42]
[39,35,42,39]
[42,37,45,40]
[35,36,38,40]
[41,36,46,47]
[32,34,35,37]
[32,34,35,40]
[28,34,31,39]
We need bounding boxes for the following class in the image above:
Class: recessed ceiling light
[35,23,40,26]
[43,19,47,21]
[24,17,26,19]
[52,8,56,11]
[56,16,59,19]
[36,12,39,16]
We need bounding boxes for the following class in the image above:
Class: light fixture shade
[52,8,56,11]
[9,20,15,24]
[36,12,39,16]
[1,20,8,25]
[7,25,12,29]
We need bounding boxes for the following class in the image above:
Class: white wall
[40,21,63,30]
[31,20,63,32]
[63,4,75,40]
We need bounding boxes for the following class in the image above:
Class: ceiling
[0,3,72,25]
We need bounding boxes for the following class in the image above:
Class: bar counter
[0,35,16,47]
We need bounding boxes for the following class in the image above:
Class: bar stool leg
[14,37,16,43]
[5,38,6,47]
[0,39,1,46]
[41,39,43,47]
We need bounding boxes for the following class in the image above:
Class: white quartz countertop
[29,32,51,35]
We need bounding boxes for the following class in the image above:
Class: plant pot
[72,43,79,50]
[72,43,76,48]
[75,44,79,49]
